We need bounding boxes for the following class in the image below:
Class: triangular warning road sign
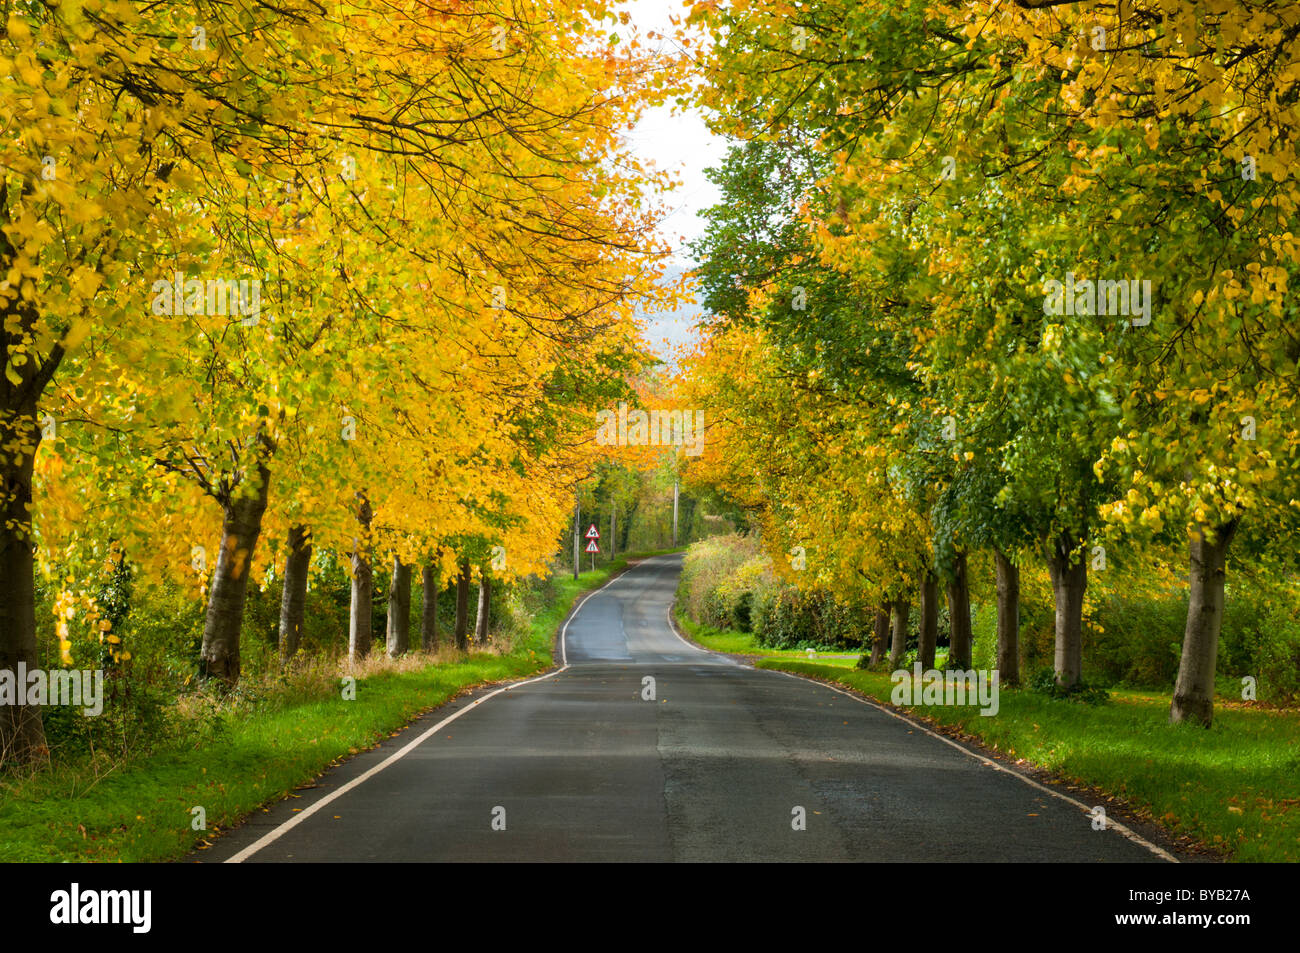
[585,539,600,553]
[585,524,600,539]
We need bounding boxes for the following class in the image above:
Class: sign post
[672,480,679,548]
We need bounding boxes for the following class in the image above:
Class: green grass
[0,554,657,862]
[674,614,861,668]
[676,611,1300,863]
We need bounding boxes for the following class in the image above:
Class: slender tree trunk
[918,570,938,670]
[1046,530,1087,689]
[1171,519,1240,727]
[421,564,439,652]
[0,192,60,765]
[277,524,312,664]
[387,556,411,657]
[348,495,373,661]
[454,558,470,651]
[0,399,47,764]
[946,551,972,670]
[994,547,1021,685]
[888,597,910,670]
[199,460,272,685]
[474,571,491,644]
[870,606,890,666]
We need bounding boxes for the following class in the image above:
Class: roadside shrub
[701,585,733,630]
[37,663,176,762]
[754,586,865,650]
[1028,666,1110,705]
[679,535,872,651]
[678,533,764,627]
[1220,587,1300,703]
[897,647,946,669]
[732,589,754,632]
[756,586,819,648]
[1076,572,1300,702]
[1086,587,1185,689]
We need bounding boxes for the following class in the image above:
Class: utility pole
[672,479,679,548]
[610,507,615,562]
[572,494,580,580]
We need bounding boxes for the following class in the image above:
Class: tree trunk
[1171,519,1240,727]
[454,558,471,651]
[918,570,938,670]
[348,495,373,661]
[888,597,910,670]
[474,571,491,645]
[946,551,972,670]
[1046,530,1087,690]
[387,556,411,657]
[0,192,61,765]
[869,606,890,666]
[994,547,1020,685]
[421,564,439,652]
[277,524,312,664]
[0,399,47,764]
[199,460,272,685]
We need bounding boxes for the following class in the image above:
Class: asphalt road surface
[199,554,1174,863]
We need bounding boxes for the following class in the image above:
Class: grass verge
[0,554,662,862]
[675,609,1300,863]
[675,613,863,669]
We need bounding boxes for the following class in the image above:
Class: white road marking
[664,602,741,664]
[559,557,654,664]
[770,669,1179,863]
[229,557,1150,865]
[227,562,641,863]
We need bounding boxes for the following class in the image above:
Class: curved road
[199,554,1172,862]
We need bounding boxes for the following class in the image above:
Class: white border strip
[770,669,1178,863]
[664,601,733,660]
[224,667,565,863]
[559,558,646,664]
[226,562,639,863]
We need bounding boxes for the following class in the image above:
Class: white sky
[612,0,732,361]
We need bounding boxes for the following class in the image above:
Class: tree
[277,525,312,663]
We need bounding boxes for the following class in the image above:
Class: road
[199,554,1174,862]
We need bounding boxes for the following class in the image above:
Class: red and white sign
[585,524,600,539]
[585,539,600,553]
